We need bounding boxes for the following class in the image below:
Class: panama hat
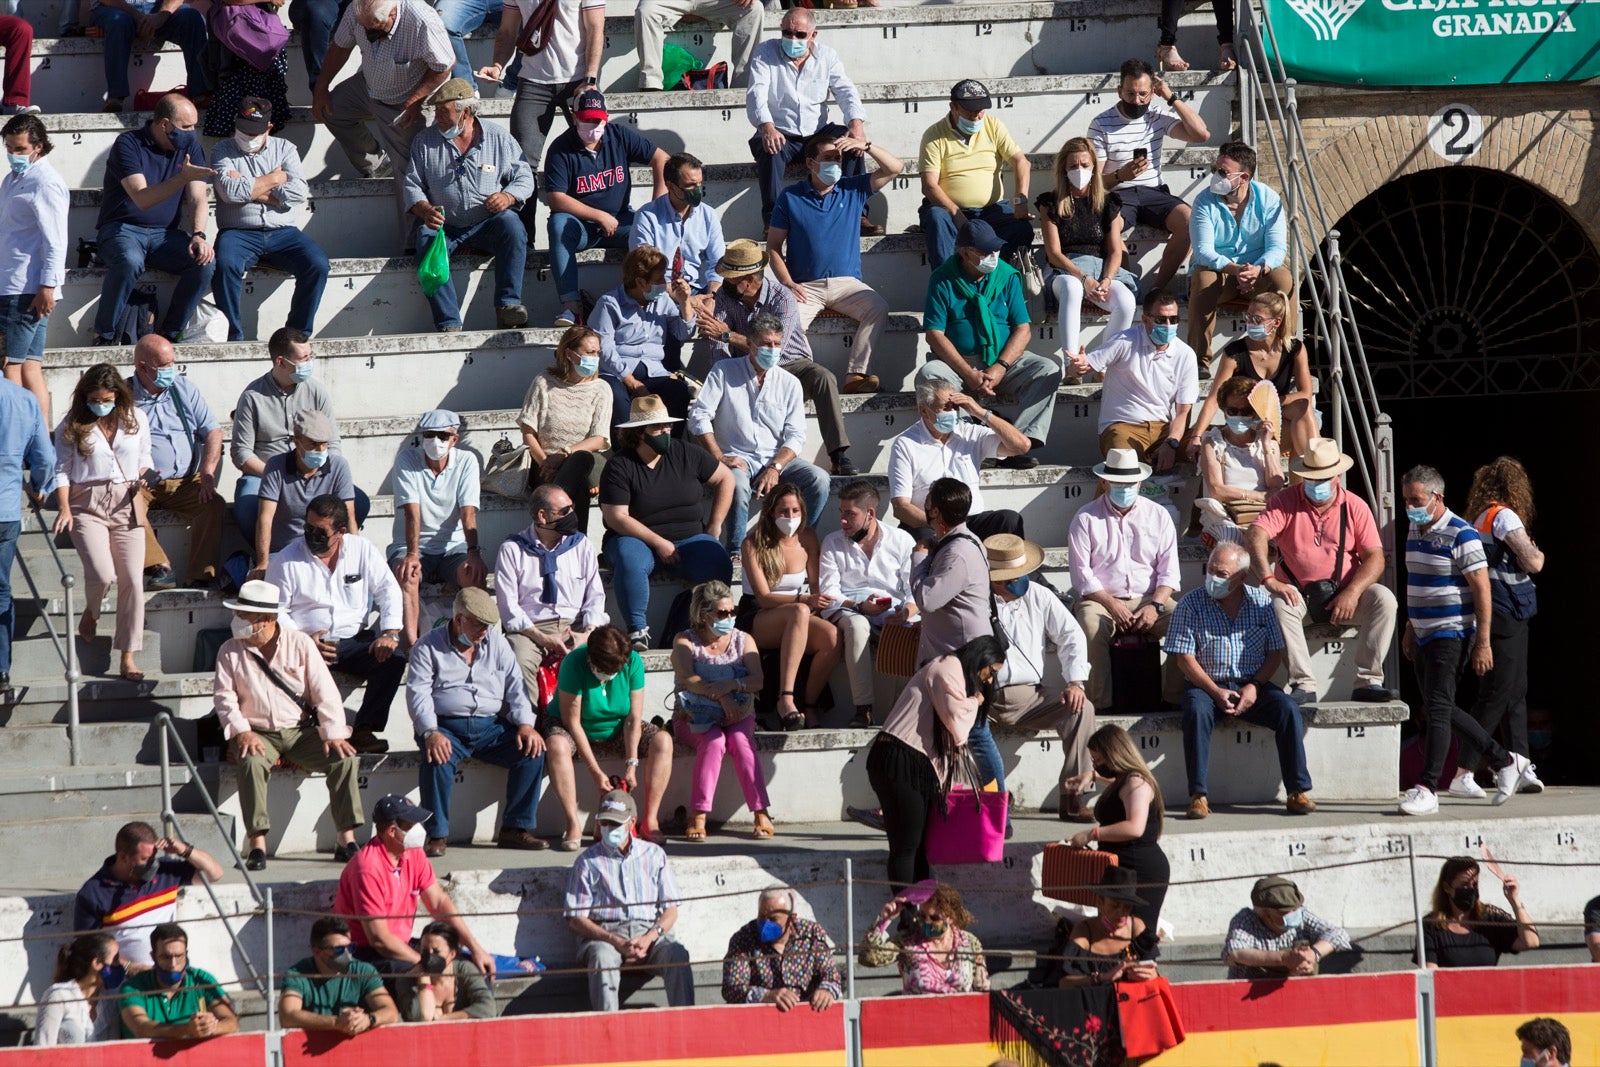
[1287,437,1354,482]
[1092,447,1151,484]
[984,534,1044,581]
[614,395,683,429]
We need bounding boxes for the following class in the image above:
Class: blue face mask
[1108,483,1139,509]
[1406,504,1434,525]
[781,36,807,58]
[1281,909,1304,929]
[1149,322,1178,346]
[100,963,126,990]
[816,161,842,186]
[290,360,314,384]
[1225,415,1257,436]
[755,346,781,370]
[1004,575,1029,598]
[576,355,600,378]
[156,968,186,987]
[955,115,982,136]
[88,400,115,418]
[1303,478,1334,504]
[1245,323,1271,341]
[758,919,786,943]
[1205,573,1233,600]
[152,366,178,389]
[710,616,735,636]
[440,123,465,140]
[601,823,630,849]
[301,449,329,470]
[454,626,474,649]
[647,283,668,302]
[7,153,30,176]
[167,127,197,154]
[932,410,959,435]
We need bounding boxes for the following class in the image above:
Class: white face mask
[422,437,451,461]
[401,823,427,850]
[601,823,630,849]
[234,131,269,154]
[776,516,802,537]
[230,616,259,641]
[1209,171,1238,197]
[577,120,606,143]
[976,251,1000,275]
[1066,166,1093,189]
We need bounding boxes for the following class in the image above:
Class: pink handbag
[926,784,1008,865]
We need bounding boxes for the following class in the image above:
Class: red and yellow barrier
[1436,964,1600,1067]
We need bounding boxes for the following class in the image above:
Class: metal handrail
[13,505,83,765]
[155,712,268,993]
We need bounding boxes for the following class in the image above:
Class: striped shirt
[1405,507,1485,645]
[565,838,680,925]
[1474,505,1537,620]
[1164,584,1284,681]
[72,858,196,968]
[332,0,453,106]
[1087,103,1181,190]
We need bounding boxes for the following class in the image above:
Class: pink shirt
[878,655,980,788]
[1252,482,1381,585]
[212,627,350,741]
[1067,495,1180,599]
[333,839,437,948]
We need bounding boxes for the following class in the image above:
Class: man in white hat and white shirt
[1068,447,1181,710]
[213,579,364,872]
[388,408,488,647]
[1244,437,1397,705]
[984,533,1097,820]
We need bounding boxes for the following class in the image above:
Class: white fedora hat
[223,579,285,614]
[1092,447,1152,484]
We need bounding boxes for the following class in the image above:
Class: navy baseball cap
[372,794,431,825]
[956,219,1006,253]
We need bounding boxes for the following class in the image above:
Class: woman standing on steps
[54,363,151,682]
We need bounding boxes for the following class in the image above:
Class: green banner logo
[1262,0,1600,85]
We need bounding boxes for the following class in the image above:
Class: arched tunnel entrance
[1330,165,1600,783]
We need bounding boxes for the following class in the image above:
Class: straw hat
[614,395,683,429]
[984,533,1044,581]
[1287,437,1354,482]
[716,238,768,279]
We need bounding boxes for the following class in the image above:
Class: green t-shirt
[282,957,385,1017]
[546,648,644,741]
[119,966,231,1038]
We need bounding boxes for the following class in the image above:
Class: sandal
[685,813,707,842]
[1217,42,1238,71]
[779,691,803,731]
[752,812,775,839]
[850,705,875,728]
[120,668,146,683]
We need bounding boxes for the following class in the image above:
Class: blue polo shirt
[769,173,870,282]
[97,124,208,231]
[544,124,659,221]
[127,373,220,481]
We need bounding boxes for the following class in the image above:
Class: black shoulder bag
[1277,503,1347,625]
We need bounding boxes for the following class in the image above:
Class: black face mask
[645,432,673,456]
[132,857,160,882]
[421,951,448,975]
[364,26,389,42]
[1120,99,1150,119]
[305,527,332,554]
[542,512,580,537]
[1451,885,1479,912]
[850,522,871,544]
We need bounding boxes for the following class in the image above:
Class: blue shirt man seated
[407,586,547,856]
[1165,541,1315,821]
[542,89,668,327]
[126,335,226,591]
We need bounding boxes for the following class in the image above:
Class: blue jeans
[723,459,831,553]
[434,0,500,85]
[967,714,1006,797]
[233,476,370,544]
[287,0,349,88]
[547,213,631,303]
[0,293,47,363]
[93,222,217,342]
[1180,680,1312,798]
[0,519,17,675]
[91,4,209,100]
[604,533,731,633]
[419,212,528,330]
[213,228,330,341]
[916,202,1034,268]
[419,715,546,839]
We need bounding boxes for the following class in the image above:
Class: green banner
[1261,0,1600,85]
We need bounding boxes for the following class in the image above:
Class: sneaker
[0,104,40,116]
[628,628,651,652]
[553,307,579,327]
[1447,771,1486,799]
[1288,686,1317,706]
[1186,794,1209,819]
[1399,785,1438,815]
[1493,754,1536,806]
[496,304,529,329]
[1518,767,1545,794]
[143,565,177,591]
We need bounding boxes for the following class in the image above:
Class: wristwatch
[651,924,665,938]
[721,330,731,343]
[1164,437,1181,451]
[1011,195,1027,206]
[191,231,207,241]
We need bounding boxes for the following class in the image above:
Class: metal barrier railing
[12,505,83,765]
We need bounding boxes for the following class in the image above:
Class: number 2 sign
[1427,103,1484,163]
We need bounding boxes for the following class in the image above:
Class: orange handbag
[874,620,921,677]
[1040,843,1119,906]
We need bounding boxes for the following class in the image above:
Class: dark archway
[1330,167,1600,784]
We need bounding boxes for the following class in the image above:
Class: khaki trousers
[1072,595,1178,710]
[1186,265,1296,370]
[834,613,877,706]
[1098,420,1170,461]
[1273,582,1397,693]
[236,726,363,836]
[69,481,144,652]
[634,0,761,89]
[988,683,1097,785]
[508,619,575,699]
[141,475,226,582]
[794,277,890,377]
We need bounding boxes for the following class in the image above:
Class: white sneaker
[1518,766,1545,794]
[1288,687,1317,707]
[1493,754,1536,806]
[628,628,651,652]
[1447,771,1486,799]
[1399,785,1439,815]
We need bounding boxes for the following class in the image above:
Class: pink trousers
[673,715,770,814]
[70,481,145,652]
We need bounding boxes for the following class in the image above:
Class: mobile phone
[1133,148,1148,161]
[869,596,892,607]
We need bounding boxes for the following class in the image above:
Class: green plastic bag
[417,225,451,297]
[661,42,696,91]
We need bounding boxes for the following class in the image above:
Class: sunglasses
[780,28,809,38]
[420,431,454,440]
[1148,314,1181,325]
[713,608,738,619]
[1244,314,1275,325]
[1224,408,1254,417]
[319,943,353,957]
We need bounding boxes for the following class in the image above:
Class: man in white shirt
[494,483,608,696]
[745,7,871,232]
[887,378,1029,544]
[688,312,831,552]
[387,409,488,647]
[266,493,406,754]
[636,0,761,91]
[819,479,917,725]
[985,534,1097,820]
[1070,290,1198,472]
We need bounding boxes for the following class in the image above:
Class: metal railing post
[1237,0,1254,137]
[1407,834,1427,969]
[266,888,278,1018]
[1283,78,1301,284]
[63,576,80,766]
[1326,228,1346,451]
[844,858,856,1001]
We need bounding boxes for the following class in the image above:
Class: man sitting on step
[387,409,488,647]
[253,410,363,575]
[494,483,608,697]
[629,153,726,322]
[917,79,1034,268]
[887,378,1029,544]
[118,922,240,1040]
[1166,541,1315,820]
[919,220,1057,465]
[1223,876,1351,979]
[215,578,363,871]
[1068,447,1181,712]
[267,494,406,754]
[73,821,224,971]
[279,916,400,1033]
[702,240,857,476]
[403,78,536,332]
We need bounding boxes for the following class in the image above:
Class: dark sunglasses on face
[713,608,738,619]
[780,28,809,38]
[1149,314,1181,325]
[420,431,453,440]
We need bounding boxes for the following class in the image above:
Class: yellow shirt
[919,113,1021,210]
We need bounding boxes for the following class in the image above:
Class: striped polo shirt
[72,857,195,968]
[1405,507,1486,645]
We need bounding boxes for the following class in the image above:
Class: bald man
[127,336,227,589]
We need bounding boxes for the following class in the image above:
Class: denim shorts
[0,293,47,364]
[1059,253,1139,294]
[384,546,471,583]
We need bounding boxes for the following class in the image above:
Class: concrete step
[0,764,189,821]
[23,1,1226,112]
[0,811,237,890]
[0,716,195,765]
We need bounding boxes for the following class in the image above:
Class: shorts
[0,294,47,364]
[1115,184,1185,231]
[545,718,662,758]
[386,546,471,583]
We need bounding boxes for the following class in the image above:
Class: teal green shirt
[547,648,645,741]
[923,256,1028,363]
[119,966,231,1038]
[282,958,385,1017]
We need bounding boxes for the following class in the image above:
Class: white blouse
[53,408,152,488]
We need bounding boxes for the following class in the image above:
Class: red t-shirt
[1253,483,1381,585]
[333,839,437,947]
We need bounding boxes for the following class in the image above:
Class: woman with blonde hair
[671,579,773,841]
[1067,724,1170,955]
[590,243,698,430]
[1186,289,1317,459]
[54,363,151,682]
[1036,136,1137,363]
[517,324,611,528]
[740,483,840,730]
[860,881,989,995]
